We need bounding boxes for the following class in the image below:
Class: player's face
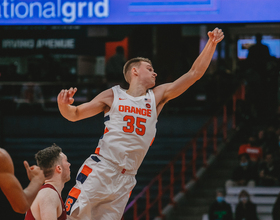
[60,153,71,182]
[137,61,157,88]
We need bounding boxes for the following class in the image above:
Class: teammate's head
[35,143,70,181]
[123,57,152,84]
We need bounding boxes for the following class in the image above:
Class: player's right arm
[0,149,44,214]
[57,87,114,122]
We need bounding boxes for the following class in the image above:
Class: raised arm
[154,28,224,111]
[57,87,114,122]
[0,149,44,213]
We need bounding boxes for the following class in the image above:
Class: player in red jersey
[25,144,71,220]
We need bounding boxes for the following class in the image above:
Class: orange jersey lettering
[119,105,151,117]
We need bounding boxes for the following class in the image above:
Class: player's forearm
[11,177,43,213]
[23,176,43,209]
[190,39,217,79]
[10,198,29,213]
[7,189,30,213]
[58,103,79,122]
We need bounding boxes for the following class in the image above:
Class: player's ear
[131,67,138,76]
[55,165,62,174]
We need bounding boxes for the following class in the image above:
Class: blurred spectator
[225,153,258,187]
[209,188,233,220]
[16,82,44,112]
[235,190,258,220]
[246,33,271,75]
[258,152,280,186]
[238,136,263,165]
[105,46,126,87]
[272,192,280,220]
[244,33,272,119]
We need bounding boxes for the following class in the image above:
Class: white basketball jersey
[95,85,157,173]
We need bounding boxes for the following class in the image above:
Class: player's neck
[126,84,147,97]
[44,179,64,195]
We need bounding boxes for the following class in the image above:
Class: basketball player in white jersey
[57,27,224,220]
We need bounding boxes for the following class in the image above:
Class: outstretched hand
[208,27,224,44]
[23,161,45,184]
[57,87,77,105]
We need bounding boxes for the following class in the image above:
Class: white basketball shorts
[65,154,136,220]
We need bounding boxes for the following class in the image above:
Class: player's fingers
[70,87,77,97]
[215,28,222,36]
[62,89,68,100]
[23,161,30,170]
[69,97,74,104]
[215,35,224,43]
[216,32,223,40]
[217,29,223,35]
[68,87,73,95]
[208,31,213,38]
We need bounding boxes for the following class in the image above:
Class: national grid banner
[0,0,280,25]
[0,0,109,24]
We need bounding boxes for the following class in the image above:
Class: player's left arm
[154,28,224,111]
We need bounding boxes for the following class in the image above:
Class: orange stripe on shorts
[81,165,92,176]
[69,187,81,199]
[95,147,100,155]
[104,127,109,134]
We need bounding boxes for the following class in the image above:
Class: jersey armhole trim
[104,85,119,117]
[148,89,158,119]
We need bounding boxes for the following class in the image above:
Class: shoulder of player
[0,148,10,162]
[93,88,114,107]
[0,148,14,173]
[152,83,172,104]
[93,88,114,101]
[37,187,60,205]
[102,88,114,97]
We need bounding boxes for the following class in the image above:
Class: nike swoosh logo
[119,98,126,100]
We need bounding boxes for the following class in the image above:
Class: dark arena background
[0,0,280,219]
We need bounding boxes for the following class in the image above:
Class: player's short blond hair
[123,57,152,83]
